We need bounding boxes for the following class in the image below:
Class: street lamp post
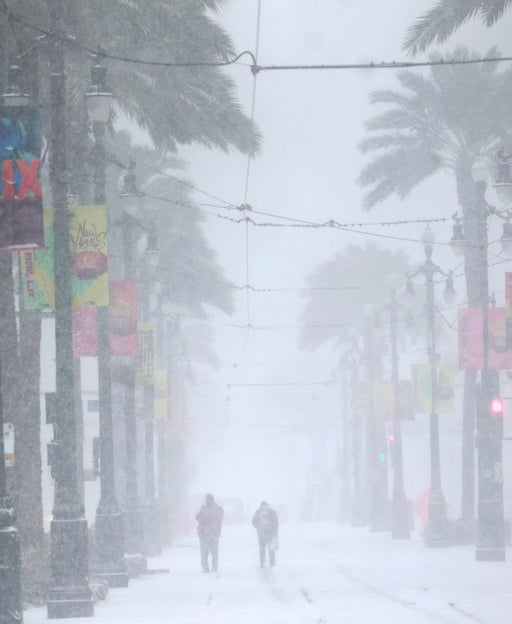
[86,59,129,587]
[140,259,162,556]
[462,156,510,561]
[116,169,160,563]
[363,305,388,532]
[388,283,410,539]
[406,225,454,546]
[46,0,94,616]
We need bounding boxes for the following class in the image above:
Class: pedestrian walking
[252,501,279,568]
[195,493,224,573]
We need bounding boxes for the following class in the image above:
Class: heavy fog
[4,1,512,623]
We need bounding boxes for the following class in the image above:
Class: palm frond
[481,0,512,24]
[403,0,483,56]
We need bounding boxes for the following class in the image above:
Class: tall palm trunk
[17,304,46,602]
[456,168,486,531]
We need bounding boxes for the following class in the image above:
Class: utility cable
[3,7,512,74]
[229,0,262,393]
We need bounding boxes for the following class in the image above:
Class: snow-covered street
[24,522,512,623]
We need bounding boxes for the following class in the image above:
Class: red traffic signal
[490,397,504,417]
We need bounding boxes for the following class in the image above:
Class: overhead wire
[228,0,262,394]
[3,7,512,73]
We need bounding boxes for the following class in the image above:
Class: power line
[3,7,512,74]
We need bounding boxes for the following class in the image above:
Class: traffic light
[490,397,504,419]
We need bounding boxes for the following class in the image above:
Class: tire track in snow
[334,564,481,624]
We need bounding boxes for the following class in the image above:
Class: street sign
[3,422,14,466]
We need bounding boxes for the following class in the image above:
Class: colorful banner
[138,322,156,382]
[0,106,44,250]
[20,205,108,310]
[72,307,98,357]
[458,307,512,370]
[19,206,55,309]
[505,274,512,348]
[69,205,108,307]
[110,280,138,356]
[412,364,455,414]
[154,370,168,420]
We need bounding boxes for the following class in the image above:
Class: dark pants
[258,535,275,567]
[200,537,218,572]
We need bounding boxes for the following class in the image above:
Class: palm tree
[404,0,512,55]
[358,47,512,530]
[299,242,410,351]
[0,1,256,600]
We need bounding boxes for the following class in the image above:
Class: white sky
[173,1,512,513]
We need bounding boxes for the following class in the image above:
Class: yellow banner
[20,205,109,310]
[69,205,108,308]
[412,364,455,414]
[20,207,55,309]
[138,322,156,383]
[154,370,168,420]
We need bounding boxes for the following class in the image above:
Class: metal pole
[339,365,351,523]
[389,288,410,539]
[424,248,448,546]
[46,0,93,616]
[476,196,505,561]
[92,124,129,587]
[0,356,23,623]
[366,314,388,531]
[141,278,161,556]
[121,216,146,565]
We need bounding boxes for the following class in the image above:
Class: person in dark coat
[195,493,224,573]
[251,501,279,567]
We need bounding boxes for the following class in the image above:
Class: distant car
[217,497,246,523]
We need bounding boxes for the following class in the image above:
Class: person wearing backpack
[251,501,279,568]
[195,493,224,573]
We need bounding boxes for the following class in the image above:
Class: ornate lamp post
[406,225,454,546]
[86,59,129,587]
[451,154,511,560]
[46,0,93,616]
[116,169,160,562]
[363,304,388,532]
[338,336,365,526]
[386,276,411,539]
[140,251,162,556]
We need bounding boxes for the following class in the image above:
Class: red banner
[459,307,512,369]
[72,307,98,357]
[110,280,138,356]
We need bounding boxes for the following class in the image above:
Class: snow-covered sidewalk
[24,522,512,623]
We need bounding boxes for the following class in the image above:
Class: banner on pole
[69,205,108,307]
[110,280,138,356]
[72,307,98,357]
[20,205,109,310]
[412,364,455,414]
[19,206,55,309]
[138,322,156,383]
[3,423,14,466]
[458,307,512,369]
[0,106,44,251]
